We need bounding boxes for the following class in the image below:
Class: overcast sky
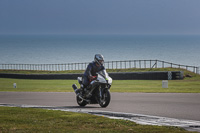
[0,0,200,35]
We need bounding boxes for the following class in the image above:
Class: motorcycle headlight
[106,77,112,85]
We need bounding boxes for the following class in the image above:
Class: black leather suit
[83,61,105,87]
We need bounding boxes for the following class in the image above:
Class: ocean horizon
[0,34,200,67]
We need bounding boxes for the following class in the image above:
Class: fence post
[75,63,76,70]
[162,61,164,68]
[156,60,157,68]
[134,60,136,68]
[111,61,113,69]
[195,67,197,74]
[150,60,151,68]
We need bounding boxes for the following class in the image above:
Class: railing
[0,60,199,74]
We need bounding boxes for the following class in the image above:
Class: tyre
[99,89,111,108]
[76,95,87,107]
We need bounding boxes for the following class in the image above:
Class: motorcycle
[72,69,112,108]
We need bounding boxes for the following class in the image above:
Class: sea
[0,34,200,67]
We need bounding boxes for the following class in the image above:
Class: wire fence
[0,60,199,74]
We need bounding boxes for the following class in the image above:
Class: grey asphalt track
[0,92,200,121]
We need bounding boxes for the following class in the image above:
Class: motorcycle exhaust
[72,84,80,95]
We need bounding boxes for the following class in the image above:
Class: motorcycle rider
[82,54,105,90]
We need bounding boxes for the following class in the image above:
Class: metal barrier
[0,60,199,74]
[0,71,183,80]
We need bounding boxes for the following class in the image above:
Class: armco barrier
[0,71,183,80]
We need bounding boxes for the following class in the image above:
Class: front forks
[99,87,106,99]
[99,88,103,99]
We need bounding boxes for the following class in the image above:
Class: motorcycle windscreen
[98,70,109,78]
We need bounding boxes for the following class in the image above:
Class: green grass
[0,78,200,93]
[0,78,75,92]
[112,80,200,93]
[0,106,193,133]
[0,68,200,93]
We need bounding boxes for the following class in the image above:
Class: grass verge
[0,106,193,133]
[0,78,200,93]
[0,68,200,93]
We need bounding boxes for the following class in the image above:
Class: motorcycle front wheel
[99,89,111,108]
[76,96,87,107]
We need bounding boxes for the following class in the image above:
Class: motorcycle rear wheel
[99,89,111,108]
[76,96,87,107]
